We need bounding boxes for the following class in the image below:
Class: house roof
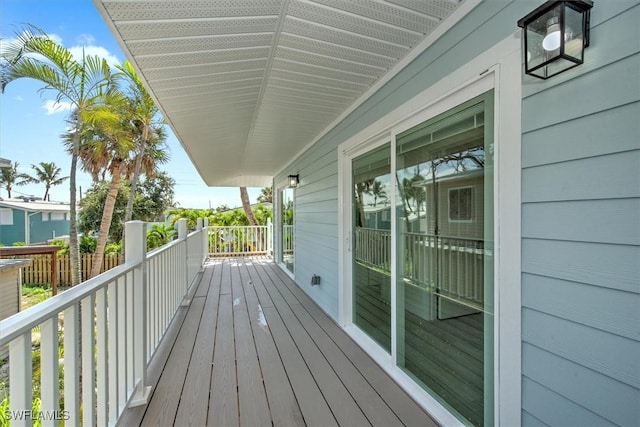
[0,199,71,213]
[93,0,473,187]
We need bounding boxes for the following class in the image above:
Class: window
[449,187,473,222]
[51,212,65,221]
[42,212,50,222]
[0,208,13,225]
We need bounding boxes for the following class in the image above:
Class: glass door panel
[395,92,494,426]
[352,143,392,352]
[280,187,294,273]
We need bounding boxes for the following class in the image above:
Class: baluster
[9,331,32,427]
[64,303,80,426]
[40,317,59,427]
[82,294,95,427]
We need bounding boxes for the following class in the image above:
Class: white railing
[0,218,208,426]
[354,227,486,308]
[282,224,294,256]
[354,227,391,272]
[404,232,486,308]
[208,224,272,257]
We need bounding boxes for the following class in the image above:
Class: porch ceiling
[94,0,466,187]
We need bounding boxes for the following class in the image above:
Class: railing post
[203,217,209,261]
[178,219,191,306]
[267,218,273,257]
[126,221,151,407]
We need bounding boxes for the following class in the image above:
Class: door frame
[338,33,522,426]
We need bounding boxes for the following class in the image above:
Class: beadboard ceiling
[93,0,468,186]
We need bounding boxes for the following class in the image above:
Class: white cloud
[3,30,119,68]
[76,34,95,45]
[42,100,72,115]
[68,45,120,67]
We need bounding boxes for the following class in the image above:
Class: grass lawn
[21,284,53,310]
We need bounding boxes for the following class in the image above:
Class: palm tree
[28,162,68,201]
[74,91,135,279]
[0,161,31,198]
[257,186,273,204]
[1,26,116,285]
[116,61,169,224]
[240,187,258,226]
[147,223,176,250]
[370,180,387,207]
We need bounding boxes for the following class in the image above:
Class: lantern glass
[519,1,592,80]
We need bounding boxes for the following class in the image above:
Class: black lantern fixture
[517,0,593,79]
[288,174,299,188]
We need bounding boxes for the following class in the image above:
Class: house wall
[520,2,640,426]
[0,209,26,245]
[275,0,531,318]
[275,0,639,425]
[0,209,70,245]
[0,266,21,321]
[30,212,70,244]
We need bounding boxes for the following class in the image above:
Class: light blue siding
[521,1,640,424]
[274,0,640,424]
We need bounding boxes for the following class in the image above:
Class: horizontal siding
[522,198,640,245]
[522,150,640,202]
[522,101,640,168]
[523,274,639,340]
[522,239,639,294]
[523,343,640,427]
[521,2,640,425]
[523,308,639,390]
[522,377,616,427]
[0,275,19,320]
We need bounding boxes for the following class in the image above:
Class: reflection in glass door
[352,143,392,352]
[280,187,294,273]
[395,92,494,426]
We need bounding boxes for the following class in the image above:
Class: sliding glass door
[352,143,392,352]
[395,92,494,426]
[345,91,495,426]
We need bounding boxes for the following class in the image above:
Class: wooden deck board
[141,297,205,426]
[207,264,239,426]
[230,259,272,427]
[238,259,306,427]
[131,257,438,427]
[174,263,220,426]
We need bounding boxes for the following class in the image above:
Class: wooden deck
[121,257,438,427]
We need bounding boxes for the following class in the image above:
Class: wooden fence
[2,253,123,286]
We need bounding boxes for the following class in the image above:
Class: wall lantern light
[517,0,593,79]
[288,174,300,188]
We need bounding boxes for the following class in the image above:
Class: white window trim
[338,33,522,426]
[448,186,475,223]
[50,212,65,221]
[0,208,13,225]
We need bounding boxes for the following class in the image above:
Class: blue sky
[0,0,261,209]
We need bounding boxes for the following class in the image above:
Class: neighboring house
[0,198,72,245]
[96,1,640,426]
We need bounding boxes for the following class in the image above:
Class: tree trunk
[124,149,144,224]
[124,125,149,223]
[69,125,82,286]
[240,187,258,226]
[90,161,122,279]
